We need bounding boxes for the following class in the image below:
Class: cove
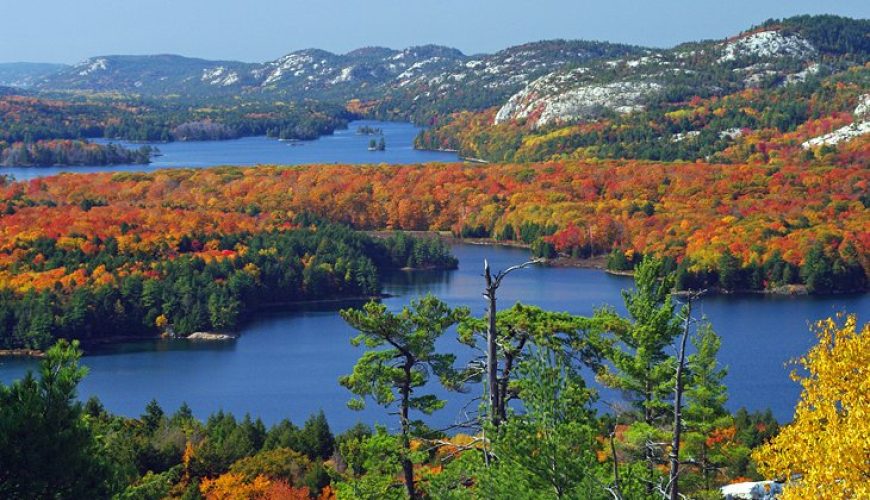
[0,243,866,433]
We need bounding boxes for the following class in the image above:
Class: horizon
[2,1,867,65]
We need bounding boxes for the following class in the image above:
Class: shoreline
[371,231,866,297]
[0,348,46,359]
[0,293,393,358]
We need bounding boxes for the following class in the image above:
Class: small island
[368,137,386,151]
[356,125,383,135]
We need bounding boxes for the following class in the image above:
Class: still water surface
[1,120,458,181]
[0,244,866,432]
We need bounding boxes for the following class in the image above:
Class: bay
[0,244,866,432]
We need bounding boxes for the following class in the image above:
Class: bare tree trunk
[669,299,693,500]
[484,261,500,427]
[610,431,623,500]
[482,258,540,428]
[644,378,655,496]
[401,362,417,499]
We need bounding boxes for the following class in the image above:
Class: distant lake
[1,120,459,181]
[0,244,866,433]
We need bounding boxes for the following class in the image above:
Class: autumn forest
[0,11,868,500]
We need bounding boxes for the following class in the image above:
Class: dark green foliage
[607,248,636,271]
[497,223,515,241]
[0,340,115,498]
[459,224,488,238]
[531,239,557,259]
[717,250,743,291]
[340,295,469,498]
[769,15,870,56]
[376,231,457,270]
[0,141,152,167]
[595,257,682,424]
[800,243,864,293]
[0,224,458,349]
[141,399,165,433]
[518,221,558,244]
[477,349,603,498]
[298,410,336,460]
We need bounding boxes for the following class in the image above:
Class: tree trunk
[400,363,416,499]
[669,300,692,500]
[610,432,623,500]
[644,379,654,496]
[484,262,500,427]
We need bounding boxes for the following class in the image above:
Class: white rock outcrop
[495,69,660,128]
[802,94,870,148]
[77,58,108,76]
[201,66,240,86]
[718,31,816,63]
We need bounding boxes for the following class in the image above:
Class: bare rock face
[201,66,240,86]
[802,94,870,149]
[718,31,816,63]
[186,332,238,341]
[492,26,825,130]
[495,68,662,128]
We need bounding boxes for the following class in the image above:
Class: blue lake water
[0,244,866,433]
[0,120,459,181]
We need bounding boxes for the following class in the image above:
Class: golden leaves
[753,314,870,499]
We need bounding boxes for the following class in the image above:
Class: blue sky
[3,0,867,64]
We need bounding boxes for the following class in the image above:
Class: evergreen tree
[683,322,730,493]
[299,410,335,461]
[481,348,603,498]
[594,256,683,492]
[340,295,469,499]
[801,243,834,293]
[141,398,165,434]
[0,340,115,498]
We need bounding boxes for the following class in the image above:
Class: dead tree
[668,290,704,500]
[482,258,540,426]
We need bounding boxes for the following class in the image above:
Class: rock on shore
[186,332,238,341]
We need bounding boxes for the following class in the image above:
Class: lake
[0,120,459,181]
[0,243,866,433]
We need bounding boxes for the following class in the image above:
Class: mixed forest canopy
[0,12,866,500]
[0,160,862,310]
[0,213,455,349]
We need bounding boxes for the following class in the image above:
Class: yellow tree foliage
[753,314,870,499]
[199,472,271,500]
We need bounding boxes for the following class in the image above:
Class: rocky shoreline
[0,348,46,358]
[186,332,238,341]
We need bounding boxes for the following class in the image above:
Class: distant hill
[9,14,868,129]
[491,15,870,128]
[37,54,260,96]
[0,62,68,88]
[31,41,643,107]
[415,15,870,164]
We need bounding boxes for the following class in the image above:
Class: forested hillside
[416,17,870,163]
